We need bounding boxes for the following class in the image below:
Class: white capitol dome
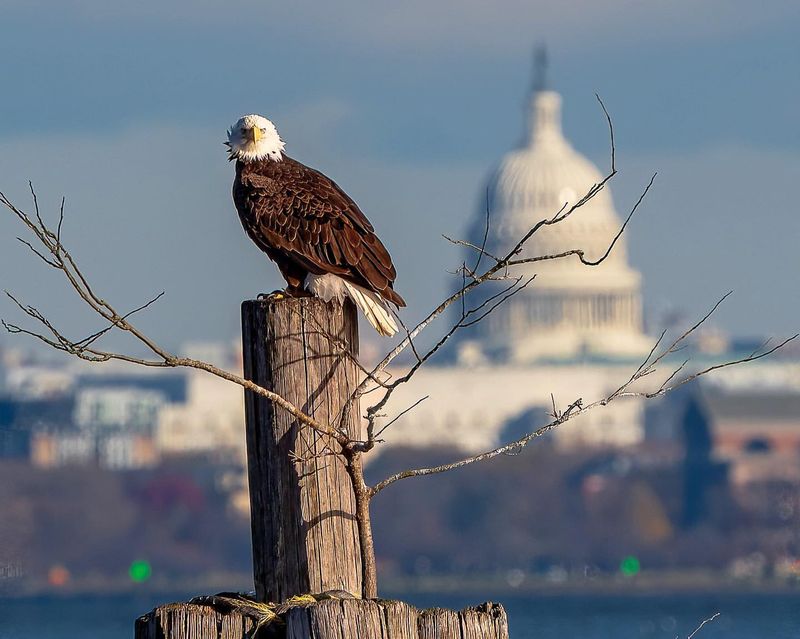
[460,70,652,363]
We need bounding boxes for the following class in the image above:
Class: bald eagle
[227,114,405,336]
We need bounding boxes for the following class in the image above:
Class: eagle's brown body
[233,155,405,308]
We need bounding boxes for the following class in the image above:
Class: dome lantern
[528,91,565,148]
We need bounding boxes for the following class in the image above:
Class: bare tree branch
[368,296,797,496]
[352,274,534,452]
[0,189,348,447]
[350,96,629,450]
[353,96,620,403]
[596,93,615,172]
[3,97,793,601]
[507,173,655,268]
[74,290,166,349]
[374,395,430,440]
[4,95,792,507]
[473,187,493,275]
[16,237,60,268]
[359,161,654,451]
[685,612,720,639]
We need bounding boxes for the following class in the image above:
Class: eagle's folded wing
[241,159,405,308]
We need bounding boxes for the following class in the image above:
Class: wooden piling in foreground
[135,297,510,638]
[241,297,363,602]
[137,597,509,639]
[284,600,509,639]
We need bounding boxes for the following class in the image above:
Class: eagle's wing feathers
[238,157,404,307]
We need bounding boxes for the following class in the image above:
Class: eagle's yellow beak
[249,126,262,144]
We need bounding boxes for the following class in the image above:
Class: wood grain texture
[285,599,508,639]
[418,608,462,639]
[383,600,420,638]
[136,297,509,638]
[137,599,508,639]
[134,603,254,639]
[241,297,363,603]
[242,297,362,601]
[460,603,510,639]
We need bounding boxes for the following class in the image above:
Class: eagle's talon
[257,290,287,301]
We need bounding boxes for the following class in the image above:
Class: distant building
[0,362,169,469]
[0,349,250,470]
[75,369,187,403]
[4,366,73,399]
[20,386,164,470]
[30,430,93,467]
[74,387,166,432]
[157,369,245,461]
[98,432,159,470]
[181,341,241,371]
[0,394,74,460]
[704,388,800,457]
[644,361,800,487]
[700,371,800,485]
[380,52,800,466]
[385,53,651,452]
[456,64,651,363]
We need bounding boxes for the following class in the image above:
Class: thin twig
[0,189,346,447]
[374,395,429,439]
[355,96,622,415]
[685,612,720,639]
[368,298,796,495]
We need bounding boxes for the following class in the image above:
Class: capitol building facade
[384,63,655,452]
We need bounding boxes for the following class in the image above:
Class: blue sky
[1,1,798,353]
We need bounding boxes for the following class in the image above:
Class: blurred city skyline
[1,2,798,353]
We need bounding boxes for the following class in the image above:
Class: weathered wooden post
[240,297,363,602]
[135,297,509,638]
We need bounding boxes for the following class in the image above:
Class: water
[0,592,798,638]
[421,593,800,638]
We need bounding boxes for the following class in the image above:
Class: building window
[744,437,772,454]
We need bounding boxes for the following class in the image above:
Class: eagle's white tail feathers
[341,280,399,337]
[305,273,398,337]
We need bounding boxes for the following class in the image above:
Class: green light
[129,560,152,583]
[620,555,640,577]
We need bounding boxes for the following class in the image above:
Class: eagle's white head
[226,114,285,162]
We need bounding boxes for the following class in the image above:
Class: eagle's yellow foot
[257,290,288,301]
